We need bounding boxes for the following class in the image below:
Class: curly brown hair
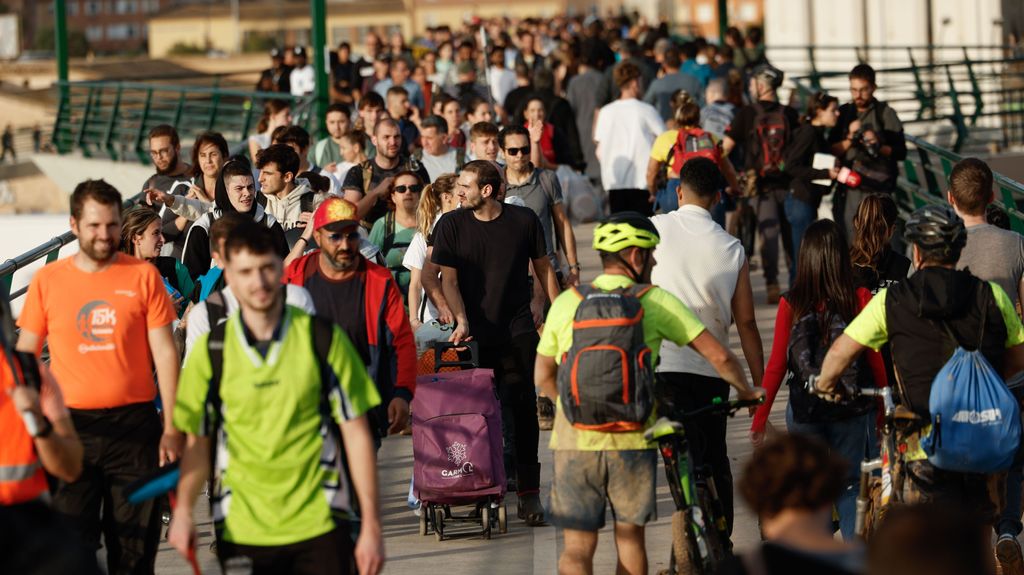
[739,433,847,519]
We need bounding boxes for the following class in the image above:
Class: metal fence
[51,81,317,163]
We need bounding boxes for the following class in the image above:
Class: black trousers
[218,524,356,575]
[609,188,654,216]
[656,372,736,536]
[0,500,104,575]
[54,402,163,575]
[480,331,542,492]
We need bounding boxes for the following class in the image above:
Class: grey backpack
[556,284,655,432]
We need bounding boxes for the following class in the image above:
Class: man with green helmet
[535,211,763,574]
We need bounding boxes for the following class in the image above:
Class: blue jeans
[998,463,1024,536]
[786,405,877,540]
[783,194,817,284]
[656,179,680,213]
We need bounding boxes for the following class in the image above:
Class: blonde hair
[672,90,701,128]
[417,173,458,237]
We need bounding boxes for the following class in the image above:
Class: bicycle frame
[654,429,720,571]
[855,387,899,537]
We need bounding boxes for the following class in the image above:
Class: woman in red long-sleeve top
[749,219,888,541]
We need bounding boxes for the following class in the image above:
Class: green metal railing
[896,134,1024,233]
[789,55,1024,153]
[51,81,318,163]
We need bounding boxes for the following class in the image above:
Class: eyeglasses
[326,231,361,243]
[149,148,173,158]
[394,184,423,194]
[505,146,530,157]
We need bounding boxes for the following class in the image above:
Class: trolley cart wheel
[481,506,492,540]
[498,504,508,534]
[419,507,428,536]
[434,507,446,542]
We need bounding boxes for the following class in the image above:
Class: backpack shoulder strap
[206,290,227,329]
[628,283,654,299]
[308,314,343,442]
[382,210,397,256]
[205,318,228,435]
[360,161,374,194]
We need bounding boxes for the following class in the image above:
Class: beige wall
[414,2,567,31]
[150,13,413,58]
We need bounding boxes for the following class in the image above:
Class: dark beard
[155,153,180,176]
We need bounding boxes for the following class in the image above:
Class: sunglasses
[394,184,424,194]
[505,146,530,157]
[326,231,361,243]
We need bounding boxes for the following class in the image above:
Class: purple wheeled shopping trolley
[412,341,507,540]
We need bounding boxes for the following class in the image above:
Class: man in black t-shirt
[722,65,799,304]
[342,118,429,226]
[431,160,560,526]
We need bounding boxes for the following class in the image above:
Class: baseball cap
[293,46,307,58]
[313,197,360,231]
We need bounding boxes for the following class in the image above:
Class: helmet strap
[615,248,645,283]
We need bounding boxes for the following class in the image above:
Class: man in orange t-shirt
[17,180,181,574]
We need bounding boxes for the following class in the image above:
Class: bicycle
[806,376,921,539]
[645,396,764,575]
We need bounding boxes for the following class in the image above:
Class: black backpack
[751,102,789,177]
[786,310,875,423]
[556,284,655,432]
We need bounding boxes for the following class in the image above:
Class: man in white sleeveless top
[649,157,764,540]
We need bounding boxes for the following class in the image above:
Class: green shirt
[369,214,415,300]
[309,137,344,168]
[537,273,707,451]
[845,283,1024,351]
[174,306,381,546]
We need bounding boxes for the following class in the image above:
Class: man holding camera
[829,64,907,242]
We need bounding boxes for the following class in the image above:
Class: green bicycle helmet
[593,211,660,252]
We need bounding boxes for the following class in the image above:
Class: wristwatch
[24,412,53,438]
[568,264,581,272]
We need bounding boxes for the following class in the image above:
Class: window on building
[66,2,79,16]
[85,1,102,15]
[106,23,134,40]
[85,26,104,42]
[115,0,137,14]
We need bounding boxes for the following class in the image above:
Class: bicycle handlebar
[679,397,765,420]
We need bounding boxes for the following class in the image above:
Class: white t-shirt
[290,65,316,96]
[184,284,317,356]
[420,149,459,183]
[594,98,666,191]
[650,205,745,377]
[402,231,438,323]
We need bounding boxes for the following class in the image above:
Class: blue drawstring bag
[922,290,1021,473]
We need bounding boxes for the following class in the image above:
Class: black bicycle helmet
[904,204,967,251]
[753,64,784,89]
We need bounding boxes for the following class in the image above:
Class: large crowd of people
[3,12,1024,575]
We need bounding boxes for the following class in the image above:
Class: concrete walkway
[153,221,790,574]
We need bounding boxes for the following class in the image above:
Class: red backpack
[669,128,721,176]
[751,102,789,177]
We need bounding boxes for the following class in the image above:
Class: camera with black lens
[850,128,881,160]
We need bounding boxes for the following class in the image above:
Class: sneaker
[997,534,1024,575]
[766,283,781,305]
[537,396,555,431]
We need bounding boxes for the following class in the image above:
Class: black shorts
[217,524,356,575]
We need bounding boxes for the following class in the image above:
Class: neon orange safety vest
[0,362,48,505]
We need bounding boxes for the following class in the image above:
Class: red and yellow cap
[313,197,360,231]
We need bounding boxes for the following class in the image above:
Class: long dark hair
[851,193,899,269]
[787,219,858,329]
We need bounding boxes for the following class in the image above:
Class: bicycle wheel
[670,509,697,575]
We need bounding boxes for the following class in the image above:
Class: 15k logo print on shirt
[76,300,117,354]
